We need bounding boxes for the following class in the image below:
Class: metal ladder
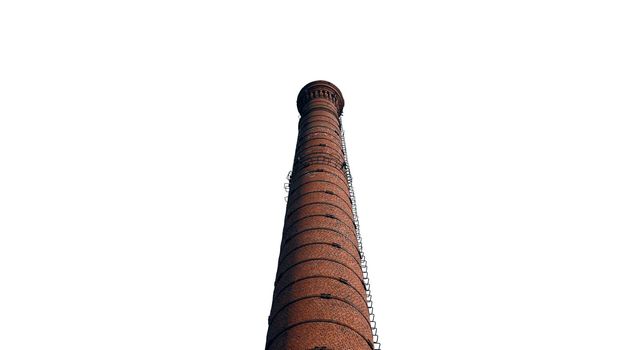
[339,115,381,350]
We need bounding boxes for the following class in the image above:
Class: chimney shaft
[265,81,373,349]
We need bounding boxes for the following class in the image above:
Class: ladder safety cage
[339,114,381,350]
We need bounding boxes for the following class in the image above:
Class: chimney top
[296,80,345,116]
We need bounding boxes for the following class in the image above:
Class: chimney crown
[296,80,345,116]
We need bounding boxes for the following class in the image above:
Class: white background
[1,1,640,349]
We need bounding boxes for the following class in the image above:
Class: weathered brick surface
[267,298,372,342]
[266,81,372,349]
[276,244,362,281]
[286,203,353,228]
[266,322,372,350]
[296,135,343,154]
[283,216,356,244]
[281,228,359,257]
[289,170,350,195]
[295,137,342,153]
[298,130,343,148]
[280,228,360,264]
[288,181,352,207]
[299,120,341,135]
[295,146,344,163]
[286,192,354,225]
[273,260,366,302]
[299,120,341,134]
[269,277,369,324]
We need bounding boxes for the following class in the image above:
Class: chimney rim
[297,80,345,116]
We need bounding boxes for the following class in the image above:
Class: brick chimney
[265,81,374,349]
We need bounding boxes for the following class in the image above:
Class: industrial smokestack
[265,81,376,349]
